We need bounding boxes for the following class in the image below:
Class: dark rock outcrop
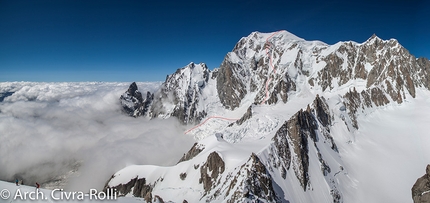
[266,95,337,193]
[154,195,165,203]
[315,35,425,100]
[343,86,390,130]
[104,177,152,202]
[226,153,279,203]
[235,105,253,126]
[199,151,225,193]
[412,165,430,203]
[270,121,292,179]
[286,108,317,190]
[217,56,248,110]
[241,154,278,202]
[178,143,205,163]
[313,94,331,127]
[264,73,296,105]
[313,95,338,152]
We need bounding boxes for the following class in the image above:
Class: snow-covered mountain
[120,63,217,124]
[114,30,430,202]
[120,82,154,117]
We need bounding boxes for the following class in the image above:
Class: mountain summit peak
[365,33,383,44]
[249,30,304,43]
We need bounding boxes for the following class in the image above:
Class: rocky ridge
[121,31,430,130]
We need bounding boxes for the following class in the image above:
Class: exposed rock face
[313,95,338,152]
[120,82,154,117]
[243,154,278,202]
[269,122,292,179]
[314,95,331,127]
[199,151,225,193]
[343,86,390,130]
[216,31,302,109]
[104,177,152,202]
[153,195,165,203]
[215,31,430,112]
[315,36,422,99]
[235,105,253,126]
[257,95,340,203]
[264,95,337,194]
[193,151,281,202]
[265,74,295,105]
[150,62,211,124]
[412,165,430,203]
[286,108,317,190]
[178,143,205,163]
[226,153,279,203]
[217,56,248,110]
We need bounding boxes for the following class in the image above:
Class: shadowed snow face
[0,82,194,191]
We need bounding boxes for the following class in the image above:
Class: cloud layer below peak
[0,82,194,191]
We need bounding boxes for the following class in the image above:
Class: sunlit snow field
[338,88,430,203]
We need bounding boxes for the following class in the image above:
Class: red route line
[184,31,283,134]
[260,30,283,105]
[184,116,240,134]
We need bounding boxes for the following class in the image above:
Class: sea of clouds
[0,82,194,191]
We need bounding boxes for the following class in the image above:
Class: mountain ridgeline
[120,31,430,125]
[113,31,430,202]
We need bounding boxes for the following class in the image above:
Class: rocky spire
[119,82,153,117]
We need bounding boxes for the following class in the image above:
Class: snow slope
[338,88,430,203]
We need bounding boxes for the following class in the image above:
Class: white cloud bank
[0,82,194,192]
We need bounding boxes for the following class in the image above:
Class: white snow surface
[338,88,430,203]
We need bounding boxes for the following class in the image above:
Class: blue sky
[0,0,428,82]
